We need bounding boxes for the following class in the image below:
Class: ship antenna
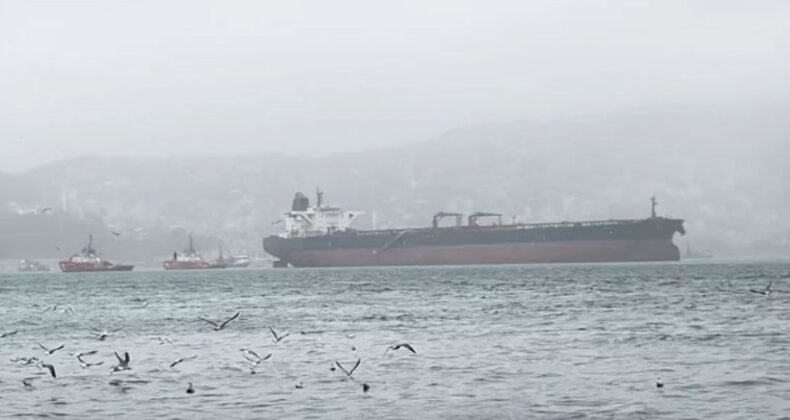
[316,187,324,208]
[651,195,658,218]
[188,234,194,253]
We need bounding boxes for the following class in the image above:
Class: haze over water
[1,261,789,419]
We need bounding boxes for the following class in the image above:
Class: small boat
[59,234,134,272]
[18,259,50,272]
[219,242,250,268]
[163,235,227,270]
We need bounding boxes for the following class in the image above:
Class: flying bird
[750,280,773,296]
[111,231,121,237]
[41,207,52,214]
[269,327,290,343]
[22,377,37,387]
[92,327,121,341]
[169,355,198,368]
[11,356,39,366]
[384,343,417,357]
[39,343,65,355]
[240,348,271,365]
[77,356,104,368]
[1,330,18,338]
[111,351,131,372]
[39,362,57,378]
[199,311,240,331]
[156,336,173,345]
[71,350,98,358]
[334,359,361,378]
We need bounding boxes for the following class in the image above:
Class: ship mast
[86,233,95,255]
[316,187,324,208]
[650,195,658,218]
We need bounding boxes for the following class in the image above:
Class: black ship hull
[263,217,685,267]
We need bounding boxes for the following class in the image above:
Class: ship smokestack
[292,193,310,211]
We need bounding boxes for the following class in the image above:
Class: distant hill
[2,106,789,259]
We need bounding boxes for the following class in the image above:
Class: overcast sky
[1,0,788,172]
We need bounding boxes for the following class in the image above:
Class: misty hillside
[2,108,789,259]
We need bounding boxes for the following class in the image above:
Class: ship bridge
[281,190,363,238]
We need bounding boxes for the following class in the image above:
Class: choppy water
[1,262,789,419]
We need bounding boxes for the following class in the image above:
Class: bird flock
[4,306,418,396]
[3,278,783,400]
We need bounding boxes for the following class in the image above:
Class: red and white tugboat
[59,234,134,272]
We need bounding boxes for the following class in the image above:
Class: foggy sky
[1,0,788,172]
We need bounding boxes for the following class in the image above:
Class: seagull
[750,280,773,296]
[111,231,121,237]
[170,355,198,368]
[335,359,361,378]
[39,343,65,355]
[41,207,52,214]
[240,348,271,365]
[71,350,98,358]
[111,351,131,372]
[269,326,290,343]
[38,362,57,378]
[22,377,37,387]
[92,327,121,341]
[77,355,104,368]
[384,343,417,357]
[199,311,240,331]
[656,379,664,388]
[11,356,39,366]
[294,382,304,389]
[156,336,173,345]
[63,307,75,314]
[1,330,18,338]
[363,383,370,393]
[186,382,195,394]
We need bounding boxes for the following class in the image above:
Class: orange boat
[59,234,134,272]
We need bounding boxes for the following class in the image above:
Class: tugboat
[163,235,227,270]
[18,259,50,272]
[59,234,134,272]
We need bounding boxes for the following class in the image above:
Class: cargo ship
[263,191,686,268]
[163,235,227,270]
[59,234,134,272]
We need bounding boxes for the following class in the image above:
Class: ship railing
[279,217,667,238]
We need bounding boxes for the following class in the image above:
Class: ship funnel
[292,193,310,211]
